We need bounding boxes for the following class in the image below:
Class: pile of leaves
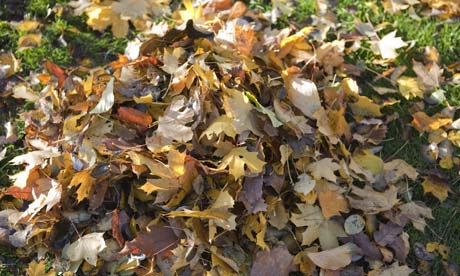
[1,0,460,275]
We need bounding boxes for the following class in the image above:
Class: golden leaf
[217,147,266,179]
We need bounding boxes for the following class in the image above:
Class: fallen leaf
[293,173,316,196]
[348,185,399,214]
[306,158,340,182]
[373,221,403,246]
[422,176,451,201]
[411,112,452,133]
[63,232,106,266]
[291,204,346,249]
[239,175,267,213]
[217,147,266,179]
[118,106,153,127]
[399,201,433,231]
[370,31,407,59]
[307,243,361,270]
[90,77,115,114]
[250,246,294,276]
[318,190,349,218]
[285,74,321,118]
[397,76,424,99]
[119,224,179,256]
[26,260,56,276]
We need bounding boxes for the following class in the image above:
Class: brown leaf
[239,175,267,214]
[250,246,294,276]
[119,224,180,257]
[373,222,403,246]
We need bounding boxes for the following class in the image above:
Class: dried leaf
[348,185,399,214]
[90,78,115,114]
[217,147,266,179]
[63,232,106,266]
[306,158,340,182]
[307,243,361,270]
[250,246,294,276]
[285,74,321,118]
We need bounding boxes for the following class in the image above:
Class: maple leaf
[146,96,195,152]
[200,115,237,140]
[84,4,129,37]
[217,147,266,179]
[306,158,340,182]
[370,30,408,59]
[69,170,96,202]
[399,201,433,231]
[19,179,61,221]
[119,224,179,256]
[290,204,346,249]
[26,260,56,276]
[348,185,399,214]
[318,190,349,218]
[63,232,106,266]
[422,176,451,201]
[222,86,261,136]
[397,76,424,99]
[250,246,294,276]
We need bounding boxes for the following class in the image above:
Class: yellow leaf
[0,52,19,79]
[200,115,237,140]
[85,4,129,38]
[397,76,424,99]
[18,34,41,51]
[422,176,451,202]
[353,149,384,174]
[217,147,266,179]
[242,213,269,250]
[349,95,382,117]
[327,108,351,139]
[70,170,96,202]
[412,112,452,133]
[222,86,261,136]
[26,260,56,276]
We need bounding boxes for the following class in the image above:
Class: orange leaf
[44,60,67,88]
[412,112,451,133]
[318,190,349,219]
[118,107,153,127]
[109,54,129,69]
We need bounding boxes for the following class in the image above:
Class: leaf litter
[1,0,460,275]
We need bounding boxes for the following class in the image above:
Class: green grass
[328,1,460,271]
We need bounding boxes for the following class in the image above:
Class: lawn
[0,0,460,275]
